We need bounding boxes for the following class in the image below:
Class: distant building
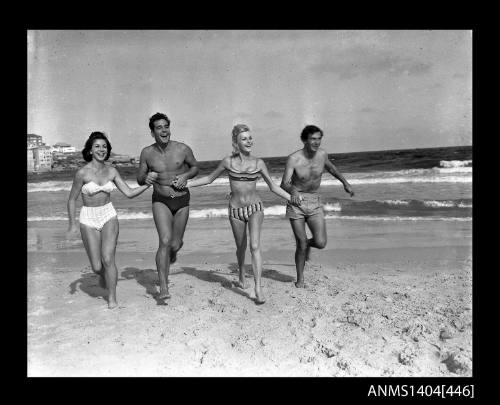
[27,149,35,172]
[52,142,76,153]
[32,146,53,172]
[110,154,134,164]
[27,134,45,148]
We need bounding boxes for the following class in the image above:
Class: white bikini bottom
[79,202,117,231]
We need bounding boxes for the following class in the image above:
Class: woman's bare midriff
[229,181,262,208]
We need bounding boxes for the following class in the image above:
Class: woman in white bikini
[67,132,151,309]
[178,124,293,304]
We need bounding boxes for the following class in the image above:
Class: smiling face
[91,139,109,162]
[304,131,323,152]
[236,130,253,154]
[151,118,171,146]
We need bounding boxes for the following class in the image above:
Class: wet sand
[27,218,472,376]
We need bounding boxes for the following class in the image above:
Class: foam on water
[440,160,472,168]
[27,168,472,193]
[324,215,472,222]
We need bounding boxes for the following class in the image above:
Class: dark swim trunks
[152,189,190,215]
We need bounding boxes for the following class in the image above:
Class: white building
[52,142,76,153]
[32,146,53,172]
[27,148,35,172]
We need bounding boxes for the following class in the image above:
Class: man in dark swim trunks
[137,112,199,300]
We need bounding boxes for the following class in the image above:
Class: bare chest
[294,160,324,181]
[147,150,186,172]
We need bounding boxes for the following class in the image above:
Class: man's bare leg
[152,202,174,299]
[305,212,327,264]
[170,206,190,264]
[229,216,250,289]
[289,218,308,288]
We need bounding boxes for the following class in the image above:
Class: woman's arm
[67,170,84,232]
[258,159,292,202]
[112,168,150,198]
[186,158,228,188]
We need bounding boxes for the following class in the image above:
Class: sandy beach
[27,217,472,377]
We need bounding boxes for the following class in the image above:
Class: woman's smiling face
[91,139,108,161]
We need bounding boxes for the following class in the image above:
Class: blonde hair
[231,124,250,156]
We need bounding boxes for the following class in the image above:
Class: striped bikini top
[81,181,115,196]
[228,158,260,182]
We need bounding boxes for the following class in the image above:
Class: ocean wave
[423,200,455,208]
[27,167,473,193]
[346,176,471,185]
[376,199,410,206]
[324,215,472,222]
[374,199,472,208]
[27,180,142,193]
[323,202,342,212]
[440,160,472,168]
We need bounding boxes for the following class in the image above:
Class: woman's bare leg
[80,224,105,287]
[100,217,119,309]
[248,211,265,304]
[229,216,249,288]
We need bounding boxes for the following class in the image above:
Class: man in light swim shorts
[280,125,354,288]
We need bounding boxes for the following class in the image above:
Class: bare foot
[108,301,118,309]
[158,289,171,300]
[295,280,307,288]
[255,288,266,305]
[234,279,250,289]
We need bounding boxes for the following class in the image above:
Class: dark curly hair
[300,125,323,142]
[149,112,171,131]
[82,132,112,162]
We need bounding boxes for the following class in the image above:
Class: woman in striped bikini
[67,132,151,309]
[180,124,294,304]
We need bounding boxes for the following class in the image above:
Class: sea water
[27,146,472,223]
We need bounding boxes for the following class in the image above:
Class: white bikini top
[81,181,115,196]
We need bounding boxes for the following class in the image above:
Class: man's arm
[280,155,301,206]
[173,145,199,188]
[136,148,149,185]
[324,157,354,197]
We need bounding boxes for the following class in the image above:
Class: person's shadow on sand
[120,267,165,305]
[69,272,108,303]
[228,262,295,283]
[179,266,253,301]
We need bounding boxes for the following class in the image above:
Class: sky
[28,30,472,161]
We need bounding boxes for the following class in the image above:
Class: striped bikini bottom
[228,201,264,222]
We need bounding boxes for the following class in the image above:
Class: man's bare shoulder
[317,148,329,159]
[287,150,304,163]
[170,140,192,150]
[140,144,156,155]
